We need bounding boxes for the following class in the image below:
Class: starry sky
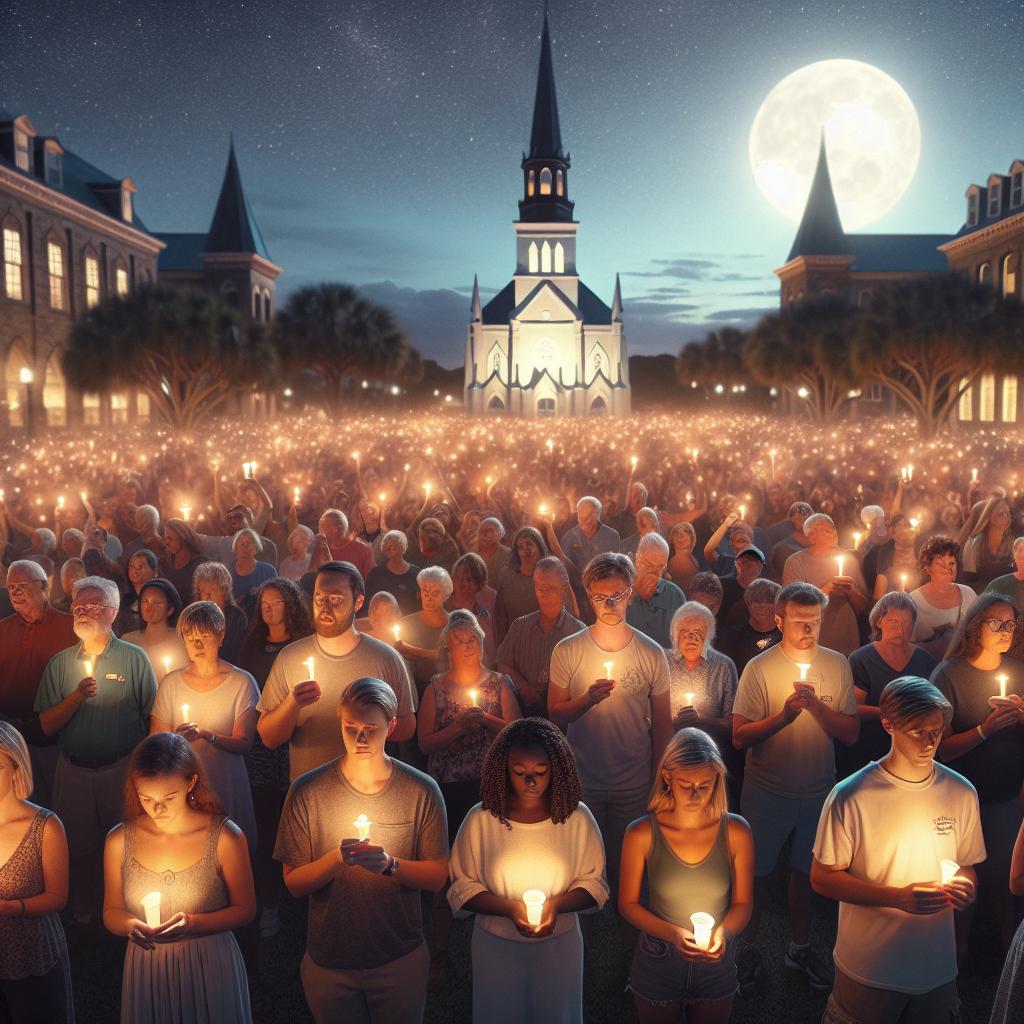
[3,0,1024,366]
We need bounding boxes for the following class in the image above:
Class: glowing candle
[852,531,862,549]
[630,455,638,469]
[940,859,959,885]
[909,517,920,529]
[354,814,371,841]
[769,448,777,478]
[304,656,316,680]
[141,891,162,928]
[250,461,257,476]
[242,462,251,479]
[180,504,191,522]
[391,625,401,642]
[352,451,360,462]
[293,486,300,505]
[163,656,171,677]
[603,661,614,680]
[523,889,547,927]
[835,555,845,577]
[684,692,695,708]
[908,464,914,482]
[971,467,978,483]
[468,689,478,706]
[423,482,432,499]
[690,911,715,950]
[539,504,547,517]
[57,494,64,509]
[900,573,908,592]
[546,438,554,453]
[798,663,810,683]
[998,674,1008,699]
[378,491,386,504]
[83,658,93,677]
[181,703,190,724]
[738,504,747,520]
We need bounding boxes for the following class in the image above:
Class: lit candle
[630,455,638,469]
[242,461,251,479]
[546,438,554,453]
[141,891,162,928]
[603,661,614,680]
[798,663,810,683]
[907,464,914,482]
[523,889,547,927]
[690,911,715,951]
[769,448,777,478]
[57,494,64,509]
[293,486,300,505]
[835,555,845,577]
[684,692,695,708]
[163,656,171,677]
[378,491,386,504]
[468,689,478,706]
[738,504,747,521]
[909,517,920,529]
[998,674,1008,699]
[83,658,93,677]
[180,504,191,522]
[423,482,432,499]
[900,573,908,592]
[181,703,190,724]
[250,461,257,476]
[391,625,401,642]
[354,814,371,842]
[940,859,960,885]
[971,467,978,483]
[852,531,862,549]
[304,656,316,680]
[539,504,547,517]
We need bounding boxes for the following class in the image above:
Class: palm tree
[676,328,747,397]
[273,284,420,415]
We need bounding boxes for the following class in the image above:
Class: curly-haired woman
[909,536,977,661]
[448,718,608,1024]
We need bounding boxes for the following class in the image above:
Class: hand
[896,883,950,915]
[150,912,189,941]
[291,679,322,709]
[943,876,976,911]
[724,511,740,528]
[982,705,1019,736]
[126,917,158,950]
[830,575,853,594]
[174,723,200,743]
[341,841,391,874]
[77,675,98,700]
[672,927,725,962]
[458,707,486,732]
[781,689,807,723]
[511,899,558,938]
[587,680,615,706]
[394,640,410,657]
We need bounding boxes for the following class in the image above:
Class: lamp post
[18,367,33,438]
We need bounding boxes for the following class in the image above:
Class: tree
[744,297,862,423]
[676,328,749,398]
[853,273,1024,437]
[273,283,421,415]
[64,285,277,428]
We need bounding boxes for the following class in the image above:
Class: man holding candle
[811,677,983,1023]
[275,678,448,1024]
[732,581,859,993]
[257,562,417,781]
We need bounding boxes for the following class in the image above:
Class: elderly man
[0,559,77,805]
[314,509,374,579]
[626,533,685,648]
[608,481,649,539]
[396,567,453,699]
[619,506,661,563]
[475,517,510,586]
[195,502,279,568]
[783,514,868,657]
[258,561,417,782]
[559,497,621,573]
[496,556,584,718]
[34,575,157,924]
[405,517,459,572]
[766,502,814,582]
[120,504,165,565]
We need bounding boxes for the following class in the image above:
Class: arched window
[3,221,23,301]
[4,342,30,428]
[1002,254,1018,299]
[540,241,552,274]
[979,263,992,286]
[528,170,535,196]
[537,397,556,416]
[85,252,100,308]
[252,287,261,320]
[958,377,973,421]
[554,242,565,274]
[556,169,564,196]
[220,280,239,308]
[590,396,607,415]
[539,167,552,195]
[488,396,505,413]
[115,265,129,298]
[857,290,871,307]
[528,242,539,273]
[592,348,607,377]
[1003,376,1018,423]
[263,290,271,321]
[980,372,996,421]
[491,351,502,376]
[82,392,101,426]
[43,351,66,427]
[47,239,65,309]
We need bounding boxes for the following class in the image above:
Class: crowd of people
[0,411,1023,1023]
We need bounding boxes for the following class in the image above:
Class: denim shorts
[629,931,738,1006]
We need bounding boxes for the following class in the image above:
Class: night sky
[4,0,1024,365]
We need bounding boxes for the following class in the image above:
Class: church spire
[787,132,848,262]
[204,138,271,259]
[612,274,622,321]
[470,274,482,321]
[528,11,563,160]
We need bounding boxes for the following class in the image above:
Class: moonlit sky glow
[3,0,1023,364]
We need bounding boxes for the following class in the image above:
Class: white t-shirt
[909,585,976,661]
[782,550,866,656]
[448,802,609,943]
[814,761,985,994]
[549,627,670,792]
[733,643,856,799]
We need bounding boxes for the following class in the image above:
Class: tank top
[647,814,732,928]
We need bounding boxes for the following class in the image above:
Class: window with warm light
[958,377,973,421]
[980,372,996,422]
[540,241,552,273]
[553,242,565,273]
[110,391,129,424]
[1002,254,1017,299]
[47,241,65,309]
[82,392,102,426]
[121,189,133,223]
[556,169,564,196]
[528,169,535,196]
[3,226,23,301]
[528,242,539,273]
[85,256,100,308]
[539,167,552,195]
[1002,376,1018,423]
[14,131,30,172]
[115,267,129,297]
[979,263,992,286]
[43,355,66,427]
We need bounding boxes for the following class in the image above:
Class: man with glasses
[732,582,859,994]
[0,559,77,805]
[34,575,157,928]
[549,552,672,903]
[626,533,684,648]
[559,497,621,573]
[257,561,417,781]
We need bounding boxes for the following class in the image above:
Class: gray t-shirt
[274,758,448,970]
[733,643,856,799]
[257,633,417,780]
[549,627,670,793]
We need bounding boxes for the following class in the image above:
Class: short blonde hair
[0,723,33,800]
[648,728,728,819]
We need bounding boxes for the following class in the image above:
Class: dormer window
[14,130,30,173]
[1012,171,1023,209]
[967,192,980,227]
[121,188,133,223]
[44,149,62,188]
[988,183,1002,218]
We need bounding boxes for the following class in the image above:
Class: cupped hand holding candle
[523,889,547,927]
[354,814,371,841]
[690,912,715,951]
[940,859,960,885]
[141,891,162,928]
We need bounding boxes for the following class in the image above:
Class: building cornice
[0,164,165,256]
[202,251,283,279]
[774,254,855,279]
[938,211,1024,255]
[512,221,579,235]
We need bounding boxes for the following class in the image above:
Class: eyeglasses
[982,618,1017,634]
[678,630,707,642]
[312,595,348,610]
[588,587,633,608]
[7,582,43,596]
[72,602,113,616]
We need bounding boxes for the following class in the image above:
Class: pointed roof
[528,13,564,160]
[787,133,848,262]
[471,274,482,321]
[611,273,622,321]
[204,139,271,259]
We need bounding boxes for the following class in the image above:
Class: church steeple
[787,132,848,262]
[518,12,574,224]
[470,274,482,321]
[612,274,622,321]
[204,138,271,259]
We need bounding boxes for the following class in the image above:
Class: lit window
[47,241,65,309]
[980,372,996,422]
[528,169,535,196]
[979,263,991,285]
[82,393,101,426]
[43,354,66,427]
[556,169,564,196]
[85,256,100,308]
[121,189,133,223]
[988,184,1001,218]
[528,242,539,273]
[110,392,129,424]
[958,377,972,421]
[3,226,23,301]
[14,131,30,172]
[115,267,129,297]
[554,242,565,273]
[136,392,151,420]
[540,241,552,273]
[1003,376,1018,423]
[1003,254,1017,299]
[1012,172,1024,208]
[539,167,552,195]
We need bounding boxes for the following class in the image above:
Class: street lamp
[18,368,33,438]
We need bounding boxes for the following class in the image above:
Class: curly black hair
[241,576,313,653]
[478,718,581,830]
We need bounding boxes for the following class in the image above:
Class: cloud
[703,306,775,322]
[357,280,469,366]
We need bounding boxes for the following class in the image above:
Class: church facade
[463,13,629,417]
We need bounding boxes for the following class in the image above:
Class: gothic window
[121,188,133,223]
[1003,376,1018,423]
[857,290,871,307]
[3,224,23,301]
[47,240,65,310]
[528,242,539,273]
[958,377,972,421]
[978,263,991,286]
[537,398,556,416]
[4,342,29,427]
[528,170,535,196]
[115,266,129,297]
[85,253,100,308]
[1002,254,1017,299]
[590,396,607,415]
[488,396,505,413]
[556,169,564,196]
[979,372,996,422]
[540,167,552,195]
[491,351,501,375]
[554,242,565,273]
[252,286,262,320]
[540,241,552,273]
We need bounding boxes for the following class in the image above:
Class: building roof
[845,234,953,273]
[481,281,517,324]
[480,279,612,325]
[528,13,564,160]
[948,165,1024,240]
[787,135,848,261]
[153,232,208,271]
[204,140,271,259]
[578,282,612,324]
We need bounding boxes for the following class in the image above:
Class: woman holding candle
[619,728,754,1023]
[102,732,255,1024]
[114,549,159,636]
[449,718,608,1024]
[494,526,549,644]
[121,578,188,682]
[150,601,260,853]
[909,536,977,661]
[158,519,205,606]
[228,528,277,621]
[932,593,1024,959]
[0,723,74,1024]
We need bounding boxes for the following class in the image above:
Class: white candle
[798,663,810,682]
[603,661,614,680]
[769,448,777,478]
[940,859,960,885]
[57,494,64,509]
[630,455,638,469]
[738,504,747,521]
[423,482,432,499]
[690,911,715,950]
[971,467,978,483]
[242,462,251,479]
[684,692,695,708]
[181,703,190,724]
[907,464,914,482]
[163,656,171,677]
[83,658,93,677]
[304,656,316,680]
[293,486,301,505]
[181,504,191,522]
[354,814,371,841]
[998,674,1008,699]
[900,574,908,592]
[141,891,161,928]
[391,625,401,642]
[835,555,845,577]
[852,531,862,549]
[523,889,546,927]
[468,689,478,706]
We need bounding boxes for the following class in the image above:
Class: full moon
[749,59,921,230]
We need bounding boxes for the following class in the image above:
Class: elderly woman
[121,579,188,681]
[495,526,549,643]
[192,562,248,666]
[870,514,923,600]
[159,519,205,603]
[418,609,521,986]
[621,507,662,564]
[114,549,159,636]
[910,536,977,660]
[366,529,421,614]
[53,558,86,614]
[962,495,1015,591]
[846,592,938,768]
[229,528,276,621]
[666,521,702,592]
[397,566,455,698]
[449,552,497,668]
[150,601,260,853]
[932,593,1024,958]
[278,525,313,583]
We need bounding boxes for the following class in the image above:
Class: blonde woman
[619,729,753,1024]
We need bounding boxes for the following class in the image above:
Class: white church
[463,13,631,417]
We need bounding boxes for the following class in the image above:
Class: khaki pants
[300,943,429,1024]
[823,969,960,1024]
